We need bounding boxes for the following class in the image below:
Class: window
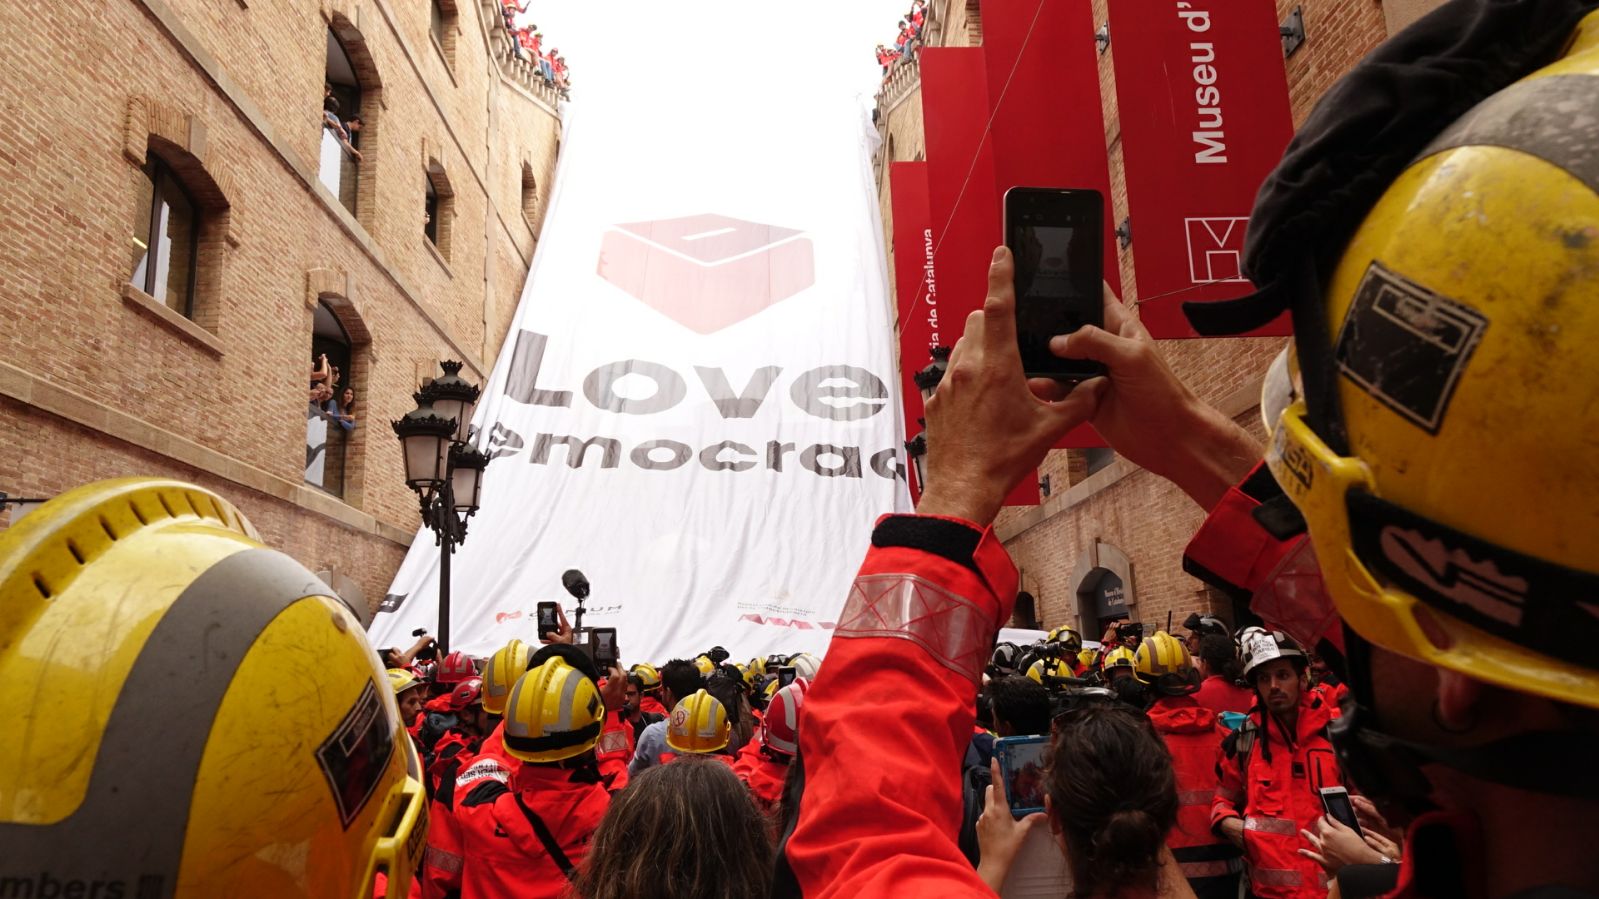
[424,179,440,244]
[520,162,539,227]
[307,301,355,497]
[129,157,200,317]
[424,161,454,261]
[1085,447,1115,476]
[430,0,458,70]
[322,29,365,215]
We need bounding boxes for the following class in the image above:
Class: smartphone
[777,666,798,688]
[995,734,1050,818]
[590,627,618,670]
[536,601,560,638]
[1319,786,1363,836]
[1003,187,1105,380]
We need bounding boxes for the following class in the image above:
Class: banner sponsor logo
[1110,0,1294,338]
[597,213,816,334]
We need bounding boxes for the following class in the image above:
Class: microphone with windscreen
[561,569,590,600]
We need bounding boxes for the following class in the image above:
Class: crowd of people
[309,351,358,433]
[499,1,571,96]
[875,0,926,77]
[4,3,1595,898]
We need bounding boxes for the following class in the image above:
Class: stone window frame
[325,7,385,231]
[306,267,375,510]
[121,96,240,356]
[1068,539,1136,637]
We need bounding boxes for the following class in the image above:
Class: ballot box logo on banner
[1185,217,1250,285]
[597,213,816,334]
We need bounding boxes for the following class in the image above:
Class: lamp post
[906,346,950,497]
[392,361,485,654]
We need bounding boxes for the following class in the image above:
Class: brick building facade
[0,0,562,614]
[874,0,1437,638]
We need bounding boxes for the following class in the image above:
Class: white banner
[370,20,909,664]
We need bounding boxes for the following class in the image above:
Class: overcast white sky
[514,0,917,105]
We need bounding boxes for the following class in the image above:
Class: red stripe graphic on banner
[1110,0,1294,338]
[983,0,1111,449]
[921,46,1040,506]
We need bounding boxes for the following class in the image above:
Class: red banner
[921,47,1041,505]
[1110,0,1294,338]
[890,162,937,502]
[982,0,1111,448]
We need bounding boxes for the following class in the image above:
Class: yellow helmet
[666,689,730,754]
[482,638,533,715]
[386,667,426,696]
[629,662,662,690]
[763,677,782,700]
[1102,646,1138,674]
[693,655,715,676]
[1025,658,1071,684]
[502,657,604,763]
[1046,625,1083,655]
[0,479,425,897]
[1266,17,1599,709]
[1133,631,1192,682]
[1077,648,1099,671]
[748,657,767,684]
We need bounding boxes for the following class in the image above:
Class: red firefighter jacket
[1210,689,1344,899]
[454,762,614,899]
[1183,463,1307,599]
[640,694,668,716]
[420,722,516,899]
[1194,675,1256,717]
[774,514,1018,898]
[1145,696,1243,886]
[741,750,791,814]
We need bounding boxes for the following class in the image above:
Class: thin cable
[904,0,1047,320]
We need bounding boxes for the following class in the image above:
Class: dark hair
[1198,634,1241,681]
[323,94,340,114]
[985,676,1050,736]
[659,659,703,705]
[574,756,772,899]
[1048,705,1178,898]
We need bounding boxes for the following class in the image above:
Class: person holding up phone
[772,248,1187,899]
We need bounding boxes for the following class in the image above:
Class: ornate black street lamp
[391,361,485,653]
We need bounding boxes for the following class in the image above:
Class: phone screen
[777,666,797,688]
[1005,188,1104,380]
[537,602,559,637]
[1320,788,1363,836]
[591,628,618,669]
[995,735,1049,817]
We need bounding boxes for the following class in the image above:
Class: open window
[520,161,539,229]
[307,301,355,497]
[322,30,365,214]
[424,160,454,262]
[430,0,458,71]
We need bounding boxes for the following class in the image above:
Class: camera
[1116,621,1144,641]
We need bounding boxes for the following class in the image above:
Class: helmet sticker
[1334,262,1488,434]
[315,681,397,828]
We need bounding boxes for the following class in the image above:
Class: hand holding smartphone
[1319,787,1363,837]
[1003,187,1104,381]
[590,627,618,670]
[536,601,560,638]
[995,734,1049,818]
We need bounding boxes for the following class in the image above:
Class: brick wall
[875,0,1397,634]
[0,0,559,611]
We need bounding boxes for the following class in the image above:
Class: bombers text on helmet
[0,479,425,898]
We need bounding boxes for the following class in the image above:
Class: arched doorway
[1069,539,1136,637]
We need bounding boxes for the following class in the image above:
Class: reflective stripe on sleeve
[1178,789,1214,806]
[1179,859,1244,879]
[423,846,463,874]
[1251,867,1304,887]
[834,574,995,685]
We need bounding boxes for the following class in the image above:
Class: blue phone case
[995,734,1050,817]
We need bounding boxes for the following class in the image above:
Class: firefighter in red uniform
[661,689,736,767]
[1210,629,1342,899]
[629,662,669,716]
[387,668,428,742]
[419,638,529,899]
[739,677,807,821]
[1134,631,1244,899]
[453,653,620,899]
